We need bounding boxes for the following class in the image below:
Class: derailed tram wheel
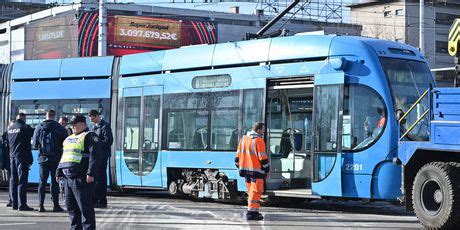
[412,162,460,229]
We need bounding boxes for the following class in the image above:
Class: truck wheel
[412,162,460,229]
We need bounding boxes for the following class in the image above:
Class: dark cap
[69,115,86,125]
[88,109,99,117]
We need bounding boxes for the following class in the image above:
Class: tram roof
[11,56,114,80]
[10,35,425,80]
[119,35,424,76]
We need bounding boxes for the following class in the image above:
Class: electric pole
[419,0,424,53]
[98,0,107,56]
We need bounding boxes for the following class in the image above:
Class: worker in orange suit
[235,122,269,221]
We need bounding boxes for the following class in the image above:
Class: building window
[384,11,391,18]
[436,12,457,25]
[436,41,449,53]
[395,9,403,16]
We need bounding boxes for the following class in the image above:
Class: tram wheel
[168,181,178,195]
[412,162,460,229]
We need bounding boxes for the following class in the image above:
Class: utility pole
[7,21,11,64]
[419,0,424,53]
[98,0,107,56]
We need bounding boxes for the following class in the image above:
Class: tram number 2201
[344,164,363,171]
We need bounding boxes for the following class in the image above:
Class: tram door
[311,73,344,197]
[121,86,163,187]
[266,78,313,190]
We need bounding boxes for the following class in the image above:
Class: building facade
[0,2,362,64]
[349,0,460,85]
[0,1,50,23]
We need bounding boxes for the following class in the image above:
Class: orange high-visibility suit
[235,131,269,213]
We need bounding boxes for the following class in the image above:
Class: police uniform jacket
[56,128,100,178]
[7,119,34,163]
[91,119,113,159]
[1,131,10,170]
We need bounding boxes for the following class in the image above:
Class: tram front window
[380,58,435,141]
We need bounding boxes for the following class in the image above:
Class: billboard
[181,20,217,45]
[114,16,182,47]
[25,13,78,60]
[107,15,217,56]
[78,11,99,57]
[22,11,220,58]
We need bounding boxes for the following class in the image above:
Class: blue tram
[2,34,459,228]
[2,57,113,183]
[114,35,432,200]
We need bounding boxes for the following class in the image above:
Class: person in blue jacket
[33,110,68,212]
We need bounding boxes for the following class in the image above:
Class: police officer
[2,127,12,207]
[33,110,68,212]
[8,113,34,211]
[56,115,99,230]
[88,109,113,209]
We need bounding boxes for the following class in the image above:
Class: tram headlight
[330,57,348,71]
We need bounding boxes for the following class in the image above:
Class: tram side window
[62,103,100,115]
[242,89,264,133]
[15,103,55,128]
[210,91,239,150]
[315,86,339,152]
[164,93,208,150]
[143,96,160,150]
[61,102,102,129]
[124,97,141,151]
[314,86,340,181]
[342,85,386,151]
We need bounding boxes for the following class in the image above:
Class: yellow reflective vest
[60,131,88,165]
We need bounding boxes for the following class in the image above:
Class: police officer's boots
[53,205,64,212]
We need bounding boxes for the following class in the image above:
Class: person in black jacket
[56,115,100,230]
[3,120,15,208]
[59,116,73,136]
[88,109,113,209]
[33,110,68,212]
[2,125,12,207]
[7,113,34,211]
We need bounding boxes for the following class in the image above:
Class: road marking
[0,223,37,226]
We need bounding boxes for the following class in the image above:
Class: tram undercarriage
[167,168,239,200]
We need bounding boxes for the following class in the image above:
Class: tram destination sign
[192,74,231,89]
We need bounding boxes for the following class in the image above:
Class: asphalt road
[0,189,422,229]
